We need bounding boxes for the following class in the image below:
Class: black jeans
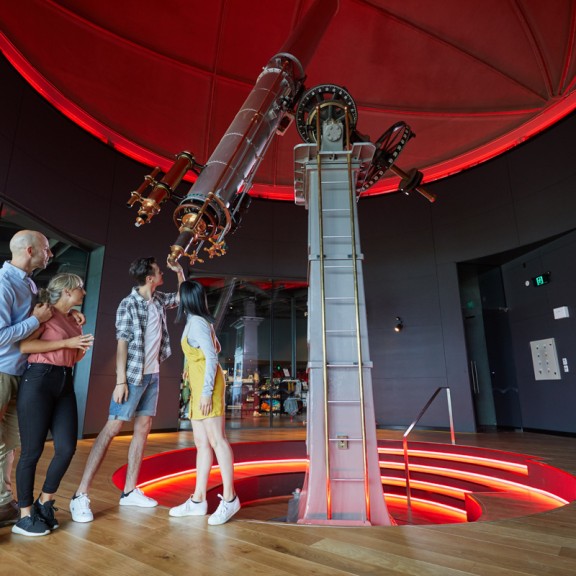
[16,363,78,508]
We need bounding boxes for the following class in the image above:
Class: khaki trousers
[0,372,20,507]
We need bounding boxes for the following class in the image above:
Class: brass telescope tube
[128,151,195,227]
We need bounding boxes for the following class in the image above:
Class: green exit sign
[532,272,551,287]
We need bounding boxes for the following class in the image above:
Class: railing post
[402,386,456,520]
[446,387,456,445]
[402,434,413,521]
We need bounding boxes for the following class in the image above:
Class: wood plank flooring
[1,428,575,575]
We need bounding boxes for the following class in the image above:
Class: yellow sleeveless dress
[181,328,225,420]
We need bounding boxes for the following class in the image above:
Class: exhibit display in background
[177,277,308,429]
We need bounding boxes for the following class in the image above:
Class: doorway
[0,198,100,436]
[458,263,523,430]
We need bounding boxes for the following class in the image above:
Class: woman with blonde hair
[169,280,240,525]
[12,273,94,537]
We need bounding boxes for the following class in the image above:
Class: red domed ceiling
[1,0,575,200]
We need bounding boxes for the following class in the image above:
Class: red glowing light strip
[378,447,529,474]
[384,493,467,520]
[381,476,469,500]
[136,462,467,521]
[137,458,308,489]
[379,460,568,505]
[135,456,567,507]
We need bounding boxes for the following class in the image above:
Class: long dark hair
[176,280,214,323]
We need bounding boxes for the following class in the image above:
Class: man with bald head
[0,230,53,526]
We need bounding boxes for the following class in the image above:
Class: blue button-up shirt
[0,261,40,376]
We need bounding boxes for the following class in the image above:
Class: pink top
[28,309,82,367]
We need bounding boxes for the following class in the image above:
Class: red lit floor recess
[112,440,576,526]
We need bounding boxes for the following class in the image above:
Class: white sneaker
[207,495,240,525]
[70,493,94,523]
[119,487,158,508]
[169,497,208,517]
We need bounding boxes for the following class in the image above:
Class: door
[458,264,522,430]
[479,269,523,429]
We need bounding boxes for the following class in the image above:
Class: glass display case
[178,276,308,429]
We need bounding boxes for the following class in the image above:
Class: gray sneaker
[34,497,59,530]
[11,511,50,537]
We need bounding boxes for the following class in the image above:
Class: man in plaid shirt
[70,256,184,522]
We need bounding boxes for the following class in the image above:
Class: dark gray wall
[502,231,576,433]
[2,54,576,435]
[358,111,576,433]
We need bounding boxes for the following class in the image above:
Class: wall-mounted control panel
[529,338,561,380]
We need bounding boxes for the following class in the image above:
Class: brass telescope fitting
[127,151,196,226]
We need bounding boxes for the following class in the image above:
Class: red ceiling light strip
[227,90,576,199]
[0,34,191,178]
[5,29,576,203]
[363,91,576,197]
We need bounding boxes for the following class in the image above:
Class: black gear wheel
[296,84,358,143]
[359,122,413,192]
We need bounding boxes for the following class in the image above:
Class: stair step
[331,478,365,482]
[325,296,355,301]
[325,329,357,334]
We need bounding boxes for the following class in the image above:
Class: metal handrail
[402,387,455,518]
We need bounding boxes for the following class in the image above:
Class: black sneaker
[11,512,50,537]
[34,498,59,530]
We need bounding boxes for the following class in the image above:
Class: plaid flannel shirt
[116,287,178,386]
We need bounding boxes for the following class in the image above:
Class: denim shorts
[108,373,159,421]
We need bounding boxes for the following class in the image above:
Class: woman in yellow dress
[169,280,240,525]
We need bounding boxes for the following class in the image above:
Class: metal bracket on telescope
[205,239,227,259]
[187,250,205,265]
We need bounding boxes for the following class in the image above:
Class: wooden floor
[1,427,576,575]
